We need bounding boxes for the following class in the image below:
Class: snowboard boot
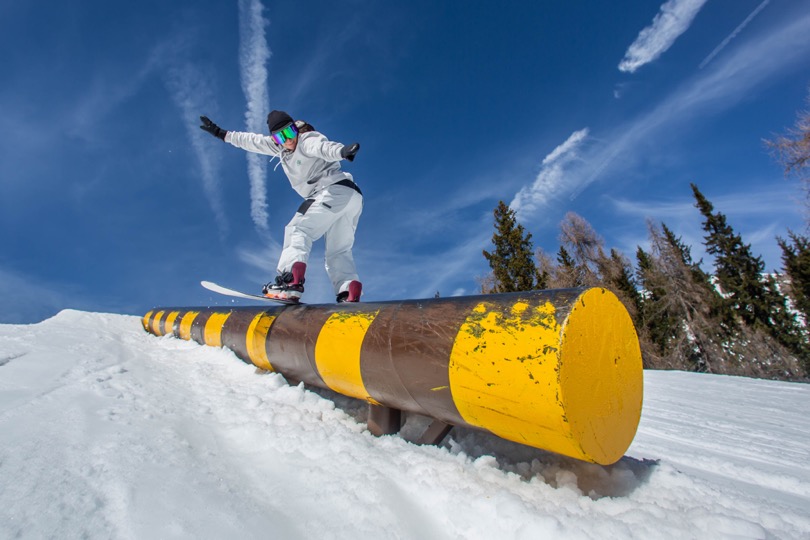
[263,262,306,302]
[336,280,362,303]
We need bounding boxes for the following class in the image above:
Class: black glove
[200,116,227,141]
[340,142,360,162]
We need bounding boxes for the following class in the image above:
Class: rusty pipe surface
[143,288,643,465]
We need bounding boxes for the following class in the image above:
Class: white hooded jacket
[224,130,353,198]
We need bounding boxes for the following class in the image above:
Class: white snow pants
[277,183,363,295]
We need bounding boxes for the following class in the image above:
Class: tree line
[481,93,810,381]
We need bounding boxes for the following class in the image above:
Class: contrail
[510,128,590,219]
[699,0,771,69]
[165,61,229,239]
[619,0,709,73]
[238,0,271,232]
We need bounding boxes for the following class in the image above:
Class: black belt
[298,179,363,214]
[334,178,362,195]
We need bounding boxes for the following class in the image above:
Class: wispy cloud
[699,0,771,69]
[607,183,803,271]
[238,0,271,233]
[417,230,492,298]
[163,60,229,238]
[514,10,810,223]
[619,0,708,73]
[609,187,800,220]
[510,129,590,220]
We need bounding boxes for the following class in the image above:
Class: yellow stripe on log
[315,310,380,403]
[204,312,231,348]
[164,311,180,337]
[143,311,154,332]
[449,299,568,453]
[246,312,276,371]
[178,311,199,341]
[152,311,166,336]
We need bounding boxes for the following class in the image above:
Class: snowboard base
[201,281,304,305]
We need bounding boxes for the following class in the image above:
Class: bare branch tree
[766,88,810,220]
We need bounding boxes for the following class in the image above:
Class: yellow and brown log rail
[143,287,643,465]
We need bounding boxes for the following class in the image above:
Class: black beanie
[267,110,294,133]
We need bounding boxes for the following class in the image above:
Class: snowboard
[201,280,304,305]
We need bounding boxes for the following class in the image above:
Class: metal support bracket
[415,419,453,446]
[367,404,402,436]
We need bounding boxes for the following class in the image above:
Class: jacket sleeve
[298,132,345,162]
[224,131,282,157]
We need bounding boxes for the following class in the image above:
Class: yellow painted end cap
[559,288,643,464]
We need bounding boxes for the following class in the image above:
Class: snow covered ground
[1,310,808,539]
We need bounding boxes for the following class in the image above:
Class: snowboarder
[200,110,363,303]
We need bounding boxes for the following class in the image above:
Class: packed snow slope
[1,311,808,539]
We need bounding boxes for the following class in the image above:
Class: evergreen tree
[661,222,736,332]
[635,245,674,357]
[611,249,642,303]
[637,221,734,373]
[692,183,771,326]
[535,263,550,291]
[778,230,810,322]
[691,183,808,367]
[555,246,578,287]
[606,248,643,322]
[662,223,707,282]
[557,246,575,267]
[482,201,539,293]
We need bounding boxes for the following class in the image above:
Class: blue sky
[2,0,809,323]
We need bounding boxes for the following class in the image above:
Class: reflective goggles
[270,122,299,145]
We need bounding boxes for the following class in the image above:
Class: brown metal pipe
[143,288,643,465]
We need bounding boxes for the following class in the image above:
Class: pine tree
[635,245,675,357]
[535,261,550,290]
[661,222,736,332]
[692,183,771,326]
[778,230,810,322]
[639,221,738,372]
[554,246,578,287]
[607,249,643,316]
[482,201,539,293]
[533,248,559,290]
[691,183,808,369]
[557,246,575,267]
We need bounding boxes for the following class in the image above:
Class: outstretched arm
[225,130,282,156]
[201,115,281,156]
[300,133,360,162]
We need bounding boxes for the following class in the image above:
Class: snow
[1,310,808,539]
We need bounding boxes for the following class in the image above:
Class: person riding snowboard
[199,110,363,303]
